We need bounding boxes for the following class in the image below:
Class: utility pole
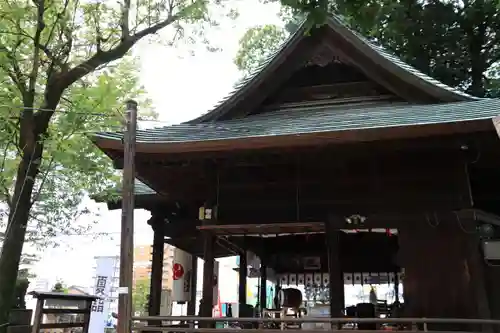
[118,100,137,333]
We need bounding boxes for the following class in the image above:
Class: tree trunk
[0,114,48,333]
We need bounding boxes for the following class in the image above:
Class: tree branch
[26,0,46,107]
[121,0,131,40]
[35,0,202,129]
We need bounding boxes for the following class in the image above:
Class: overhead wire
[0,104,128,243]
[0,102,200,246]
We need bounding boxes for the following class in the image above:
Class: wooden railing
[130,316,500,333]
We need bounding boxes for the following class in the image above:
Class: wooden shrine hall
[93,14,500,331]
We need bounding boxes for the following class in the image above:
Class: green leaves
[234,24,287,75]
[132,279,151,315]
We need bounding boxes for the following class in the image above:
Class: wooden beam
[265,81,395,106]
[197,211,472,231]
[264,95,398,111]
[197,222,324,235]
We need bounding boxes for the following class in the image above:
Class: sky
[31,0,283,290]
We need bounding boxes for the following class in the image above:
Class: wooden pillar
[259,260,267,310]
[239,250,247,305]
[187,254,198,316]
[484,265,500,333]
[200,231,215,326]
[148,217,164,316]
[398,215,487,331]
[325,220,343,321]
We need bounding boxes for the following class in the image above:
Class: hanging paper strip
[388,272,395,284]
[322,273,330,286]
[305,273,314,287]
[289,273,297,286]
[279,274,288,286]
[343,273,353,285]
[353,273,362,285]
[313,273,322,285]
[362,272,370,285]
[297,273,305,285]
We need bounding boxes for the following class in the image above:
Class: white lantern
[172,248,193,302]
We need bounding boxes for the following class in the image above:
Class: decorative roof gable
[188,15,476,123]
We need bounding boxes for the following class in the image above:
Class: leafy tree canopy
[0,0,233,327]
[0,57,153,249]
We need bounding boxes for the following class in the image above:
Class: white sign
[172,248,193,302]
[89,257,115,333]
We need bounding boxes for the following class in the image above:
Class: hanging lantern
[172,248,192,302]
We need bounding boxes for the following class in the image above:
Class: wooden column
[148,217,164,316]
[187,254,198,316]
[398,215,486,331]
[484,265,500,333]
[325,220,343,321]
[239,250,247,305]
[200,231,215,326]
[259,260,267,310]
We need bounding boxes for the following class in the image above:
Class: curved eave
[92,118,494,155]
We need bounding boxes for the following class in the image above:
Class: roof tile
[96,99,500,144]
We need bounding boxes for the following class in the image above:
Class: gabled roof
[92,13,497,164]
[187,15,476,123]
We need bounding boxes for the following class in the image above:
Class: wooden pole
[238,250,247,306]
[201,232,215,327]
[325,220,343,328]
[117,100,137,333]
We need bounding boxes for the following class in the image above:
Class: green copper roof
[133,180,156,195]
[96,99,499,144]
